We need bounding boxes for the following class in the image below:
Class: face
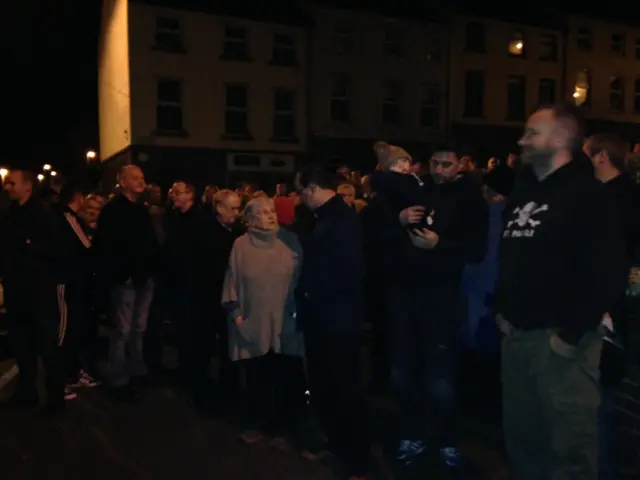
[390,158,411,174]
[337,184,356,206]
[80,199,103,226]
[506,154,517,168]
[430,152,460,184]
[518,109,565,168]
[120,166,146,195]
[295,175,319,209]
[4,171,32,202]
[248,200,278,231]
[171,182,193,211]
[275,184,287,196]
[288,191,300,206]
[216,193,242,225]
[487,158,498,171]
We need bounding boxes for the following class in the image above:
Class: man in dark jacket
[295,165,371,480]
[0,169,65,414]
[92,165,158,401]
[495,104,628,479]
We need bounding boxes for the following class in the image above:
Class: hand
[399,206,425,226]
[409,228,439,249]
[234,316,244,326]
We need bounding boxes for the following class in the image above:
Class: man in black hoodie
[495,104,628,479]
[0,169,65,414]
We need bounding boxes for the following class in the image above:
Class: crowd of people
[1,101,639,480]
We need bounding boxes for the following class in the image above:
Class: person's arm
[221,243,241,322]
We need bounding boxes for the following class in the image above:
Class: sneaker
[238,430,264,444]
[439,446,461,468]
[77,370,100,388]
[395,439,427,464]
[64,387,78,401]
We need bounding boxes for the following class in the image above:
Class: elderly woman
[221,196,304,447]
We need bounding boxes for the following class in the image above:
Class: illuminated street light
[43,164,51,171]
[0,168,8,179]
[50,171,57,177]
[515,42,523,49]
[37,174,44,182]
[86,150,97,160]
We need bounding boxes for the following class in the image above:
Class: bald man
[93,165,159,401]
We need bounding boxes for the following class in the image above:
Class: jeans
[598,388,617,479]
[386,285,460,446]
[107,278,154,387]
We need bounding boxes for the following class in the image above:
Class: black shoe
[1,392,39,409]
[109,385,142,403]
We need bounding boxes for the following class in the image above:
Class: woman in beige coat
[221,196,304,447]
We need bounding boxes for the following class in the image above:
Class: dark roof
[132,0,313,27]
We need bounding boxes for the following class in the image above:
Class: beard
[520,147,555,168]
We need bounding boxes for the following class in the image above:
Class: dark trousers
[305,332,371,476]
[213,307,237,395]
[242,351,304,434]
[6,285,64,405]
[367,277,389,390]
[60,282,92,380]
[386,285,460,445]
[144,280,168,376]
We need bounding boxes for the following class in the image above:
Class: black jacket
[56,206,92,287]
[495,161,628,345]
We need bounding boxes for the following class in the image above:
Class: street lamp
[43,164,51,171]
[86,150,97,160]
[50,171,57,177]
[37,174,44,182]
[0,168,8,180]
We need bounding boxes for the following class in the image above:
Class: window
[636,38,640,60]
[464,70,485,118]
[154,17,184,52]
[420,83,439,128]
[612,33,626,57]
[609,76,625,112]
[224,84,249,136]
[538,78,556,105]
[222,26,249,60]
[539,33,557,61]
[381,81,402,125]
[330,75,351,123]
[272,88,296,140]
[384,23,404,56]
[508,30,524,56]
[272,32,297,66]
[577,28,592,51]
[156,79,183,132]
[465,22,486,52]
[573,69,591,107]
[331,24,353,52]
[506,75,526,121]
[635,78,640,113]
[425,33,441,62]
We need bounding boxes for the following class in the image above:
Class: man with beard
[495,103,628,479]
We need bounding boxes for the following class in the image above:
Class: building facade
[307,3,448,169]
[99,0,310,189]
[566,15,640,140]
[449,14,565,157]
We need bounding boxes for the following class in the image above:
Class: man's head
[243,196,278,231]
[487,157,499,171]
[430,145,460,184]
[79,194,106,227]
[459,155,475,172]
[117,165,146,197]
[518,103,584,175]
[4,170,37,204]
[202,185,219,206]
[59,182,88,213]
[336,182,356,207]
[275,183,287,197]
[295,164,337,210]
[170,181,195,212]
[583,134,629,180]
[214,189,242,226]
[373,141,412,173]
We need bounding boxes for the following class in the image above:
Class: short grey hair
[243,196,274,221]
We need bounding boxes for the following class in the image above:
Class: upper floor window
[272,88,296,140]
[381,80,402,125]
[634,78,640,114]
[539,33,557,61]
[330,75,351,123]
[508,30,525,57]
[384,23,404,56]
[576,28,592,51]
[156,79,183,133]
[609,76,625,112]
[154,17,185,53]
[222,26,249,61]
[573,69,592,107]
[271,32,297,66]
[224,84,250,137]
[425,33,441,62]
[464,70,485,118]
[538,78,556,105]
[506,75,526,121]
[611,33,626,57]
[465,21,486,53]
[331,24,353,52]
[420,83,439,128]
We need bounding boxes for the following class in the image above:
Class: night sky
[4,0,633,173]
